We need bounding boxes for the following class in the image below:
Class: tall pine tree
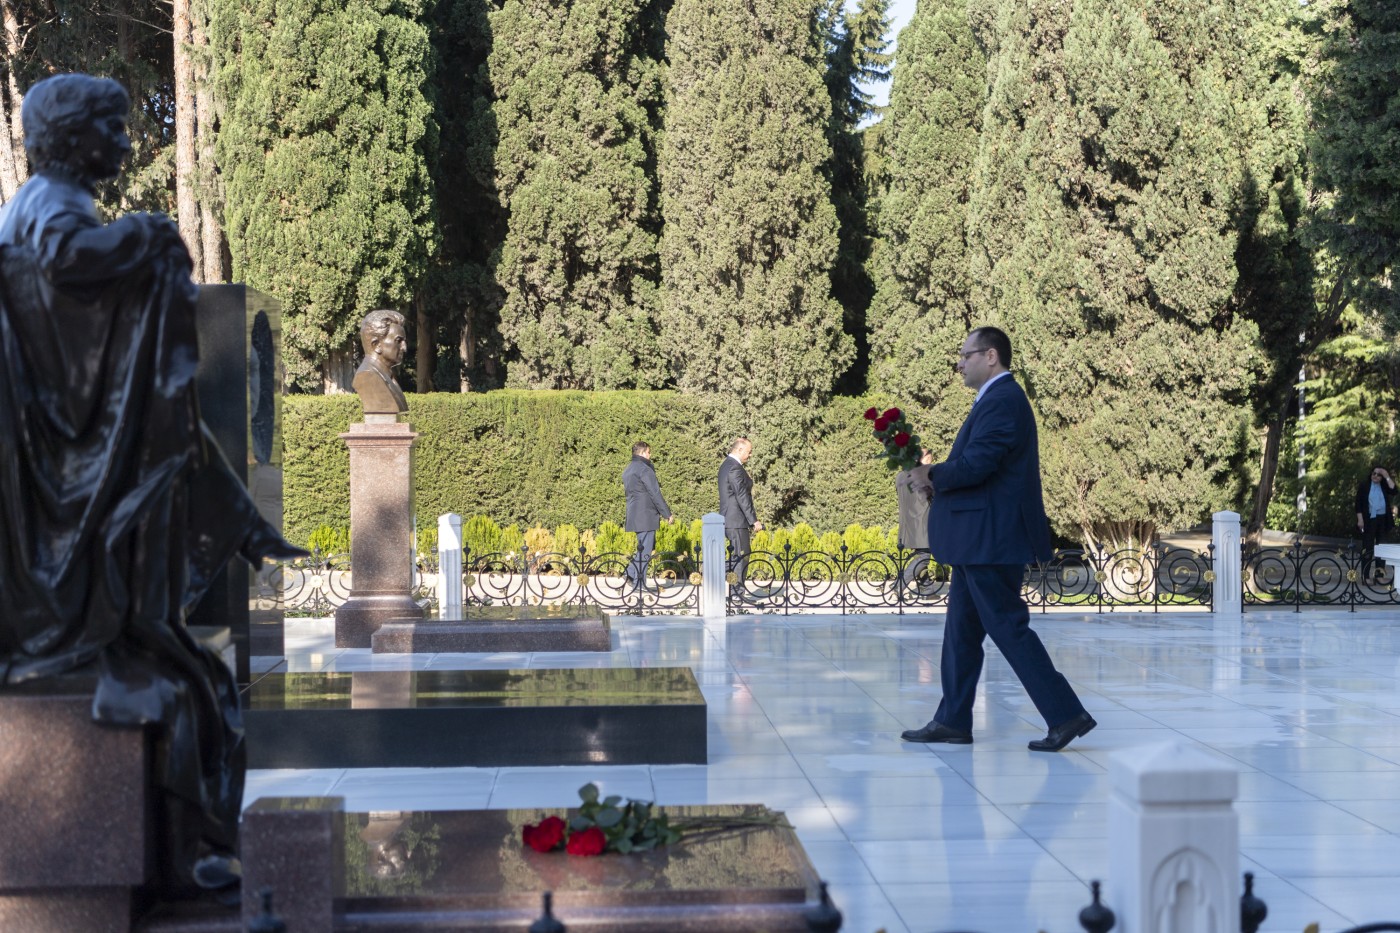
[489,0,666,390]
[660,0,851,518]
[866,0,986,452]
[965,0,1277,549]
[211,0,439,390]
[823,0,892,394]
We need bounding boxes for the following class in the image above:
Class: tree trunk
[192,3,225,282]
[415,293,433,392]
[172,0,204,277]
[458,314,475,392]
[1246,395,1291,544]
[1,0,27,195]
[323,349,356,394]
[0,77,21,201]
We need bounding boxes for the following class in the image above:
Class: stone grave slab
[243,668,706,768]
[371,604,611,654]
[240,799,823,932]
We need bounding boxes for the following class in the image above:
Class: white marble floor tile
[882,880,1097,933]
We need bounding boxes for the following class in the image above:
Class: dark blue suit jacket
[926,374,1053,566]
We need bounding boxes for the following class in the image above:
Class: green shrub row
[283,390,903,548]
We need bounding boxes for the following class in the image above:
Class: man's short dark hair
[969,326,1012,369]
[632,441,650,456]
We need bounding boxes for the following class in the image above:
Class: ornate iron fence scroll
[724,541,1214,615]
[1243,540,1400,611]
[457,547,702,615]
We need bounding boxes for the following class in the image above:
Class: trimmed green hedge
[283,390,903,548]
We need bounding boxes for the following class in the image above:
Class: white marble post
[701,512,727,620]
[437,513,463,619]
[1108,741,1240,933]
[1211,510,1242,620]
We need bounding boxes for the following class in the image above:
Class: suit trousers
[933,565,1085,734]
[627,530,656,585]
[725,527,751,592]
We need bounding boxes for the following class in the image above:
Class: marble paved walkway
[247,609,1400,933]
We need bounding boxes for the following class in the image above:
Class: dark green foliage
[822,0,892,393]
[211,0,440,389]
[419,0,507,391]
[489,0,666,390]
[866,0,985,451]
[1307,0,1400,322]
[963,0,1284,548]
[659,0,853,513]
[281,391,903,547]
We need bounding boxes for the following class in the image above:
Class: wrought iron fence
[1243,541,1400,611]
[724,542,1214,615]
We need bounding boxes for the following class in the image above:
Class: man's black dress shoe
[900,721,973,744]
[1028,712,1097,752]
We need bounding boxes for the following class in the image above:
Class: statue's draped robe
[0,171,251,889]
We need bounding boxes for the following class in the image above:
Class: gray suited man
[718,437,762,598]
[896,448,935,593]
[622,441,673,592]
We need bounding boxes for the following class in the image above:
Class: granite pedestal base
[371,605,611,653]
[0,676,150,933]
[243,668,706,768]
[236,799,821,933]
[334,594,424,649]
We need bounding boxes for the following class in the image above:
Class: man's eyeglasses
[958,347,991,361]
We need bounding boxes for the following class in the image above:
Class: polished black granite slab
[371,605,610,654]
[334,805,818,931]
[243,668,706,768]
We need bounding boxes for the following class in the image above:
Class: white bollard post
[1211,510,1242,620]
[1108,742,1240,933]
[701,512,727,620]
[437,513,463,619]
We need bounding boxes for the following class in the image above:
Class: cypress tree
[660,0,852,516]
[489,0,666,390]
[211,0,439,390]
[966,0,1274,549]
[866,0,986,451]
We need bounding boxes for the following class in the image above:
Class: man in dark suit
[622,441,673,592]
[901,326,1094,752]
[718,437,762,599]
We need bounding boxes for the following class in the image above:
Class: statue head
[22,74,131,184]
[359,309,407,371]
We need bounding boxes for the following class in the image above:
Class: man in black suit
[622,441,673,592]
[901,326,1094,752]
[1356,466,1396,582]
[718,437,762,599]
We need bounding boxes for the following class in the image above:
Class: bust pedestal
[334,418,424,648]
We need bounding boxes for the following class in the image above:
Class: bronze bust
[352,308,409,415]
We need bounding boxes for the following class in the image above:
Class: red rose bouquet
[864,406,922,471]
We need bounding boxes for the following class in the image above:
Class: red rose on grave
[566,826,607,856]
[883,408,901,421]
[873,417,890,432]
[523,816,567,852]
[893,432,910,448]
[864,407,879,420]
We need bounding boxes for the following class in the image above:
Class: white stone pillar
[1211,510,1242,619]
[701,512,727,620]
[437,513,463,619]
[1108,741,1240,933]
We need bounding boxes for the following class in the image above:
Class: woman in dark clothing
[1355,466,1396,581]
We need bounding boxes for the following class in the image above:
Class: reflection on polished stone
[372,605,611,654]
[337,806,819,929]
[244,669,706,768]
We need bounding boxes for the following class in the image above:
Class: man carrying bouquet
[900,326,1095,752]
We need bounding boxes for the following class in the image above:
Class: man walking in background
[719,437,761,601]
[622,442,672,593]
[901,326,1094,752]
